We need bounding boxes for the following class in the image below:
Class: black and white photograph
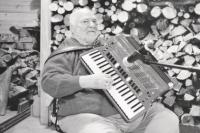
[0,0,200,133]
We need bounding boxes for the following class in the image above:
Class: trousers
[59,103,179,133]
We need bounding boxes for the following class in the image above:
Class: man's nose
[88,21,96,27]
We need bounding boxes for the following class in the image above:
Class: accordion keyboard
[81,49,145,120]
[80,35,179,122]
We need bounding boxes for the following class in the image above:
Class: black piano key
[105,69,115,75]
[113,76,120,81]
[91,53,102,59]
[116,84,127,90]
[102,67,113,73]
[89,50,99,56]
[127,97,137,104]
[111,72,117,76]
[131,102,140,109]
[94,56,104,61]
[124,73,128,79]
[125,94,135,101]
[112,79,122,86]
[97,60,107,66]
[98,62,109,68]
[118,86,128,93]
[121,90,131,97]
[133,104,144,112]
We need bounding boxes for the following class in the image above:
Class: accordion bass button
[114,63,120,68]
[168,82,174,89]
[126,77,131,82]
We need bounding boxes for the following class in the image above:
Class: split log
[57,7,65,14]
[163,95,176,107]
[184,43,193,55]
[183,55,195,66]
[51,14,63,23]
[137,3,148,14]
[122,0,135,11]
[78,0,88,6]
[156,18,169,31]
[117,11,129,23]
[150,6,161,18]
[194,2,200,15]
[169,25,187,38]
[2,54,12,63]
[25,70,39,79]
[25,77,37,88]
[174,104,184,117]
[181,114,194,125]
[189,105,200,116]
[49,1,59,12]
[0,58,7,68]
[183,13,190,19]
[184,93,195,101]
[162,6,177,19]
[176,70,192,80]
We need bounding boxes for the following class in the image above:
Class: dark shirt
[41,38,117,117]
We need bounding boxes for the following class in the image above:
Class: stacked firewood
[48,0,200,126]
[0,26,39,111]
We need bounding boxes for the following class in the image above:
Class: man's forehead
[79,14,96,20]
[77,12,96,20]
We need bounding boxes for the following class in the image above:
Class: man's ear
[70,24,75,34]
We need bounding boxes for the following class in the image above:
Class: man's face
[71,12,99,44]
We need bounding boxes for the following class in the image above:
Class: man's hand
[79,73,113,90]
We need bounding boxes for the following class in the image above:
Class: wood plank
[0,0,40,6]
[0,13,39,21]
[40,0,53,125]
[0,20,39,25]
[0,5,39,13]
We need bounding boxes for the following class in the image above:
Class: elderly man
[41,7,179,133]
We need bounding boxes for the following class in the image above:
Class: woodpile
[49,0,200,126]
[0,26,39,112]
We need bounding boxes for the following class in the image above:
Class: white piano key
[81,54,102,73]
[82,51,145,120]
[89,50,99,56]
[117,85,128,92]
[132,103,144,112]
[92,55,104,61]
[128,99,140,109]
[100,64,112,71]
[111,75,119,80]
[94,58,107,64]
[90,52,101,58]
[98,62,109,68]
[113,77,122,84]
[113,81,125,89]
[123,91,134,100]
[126,95,137,103]
[108,87,136,119]
[134,106,145,114]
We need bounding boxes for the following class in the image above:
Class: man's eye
[83,20,89,24]
[92,20,97,23]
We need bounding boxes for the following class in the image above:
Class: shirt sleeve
[41,51,82,98]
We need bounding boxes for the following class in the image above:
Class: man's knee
[164,110,179,124]
[81,122,121,133]
[153,110,179,133]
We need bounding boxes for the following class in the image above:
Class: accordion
[80,34,180,122]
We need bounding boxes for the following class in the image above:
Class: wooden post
[40,0,54,125]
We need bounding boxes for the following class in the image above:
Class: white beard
[73,31,100,45]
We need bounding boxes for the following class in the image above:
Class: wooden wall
[0,0,40,33]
